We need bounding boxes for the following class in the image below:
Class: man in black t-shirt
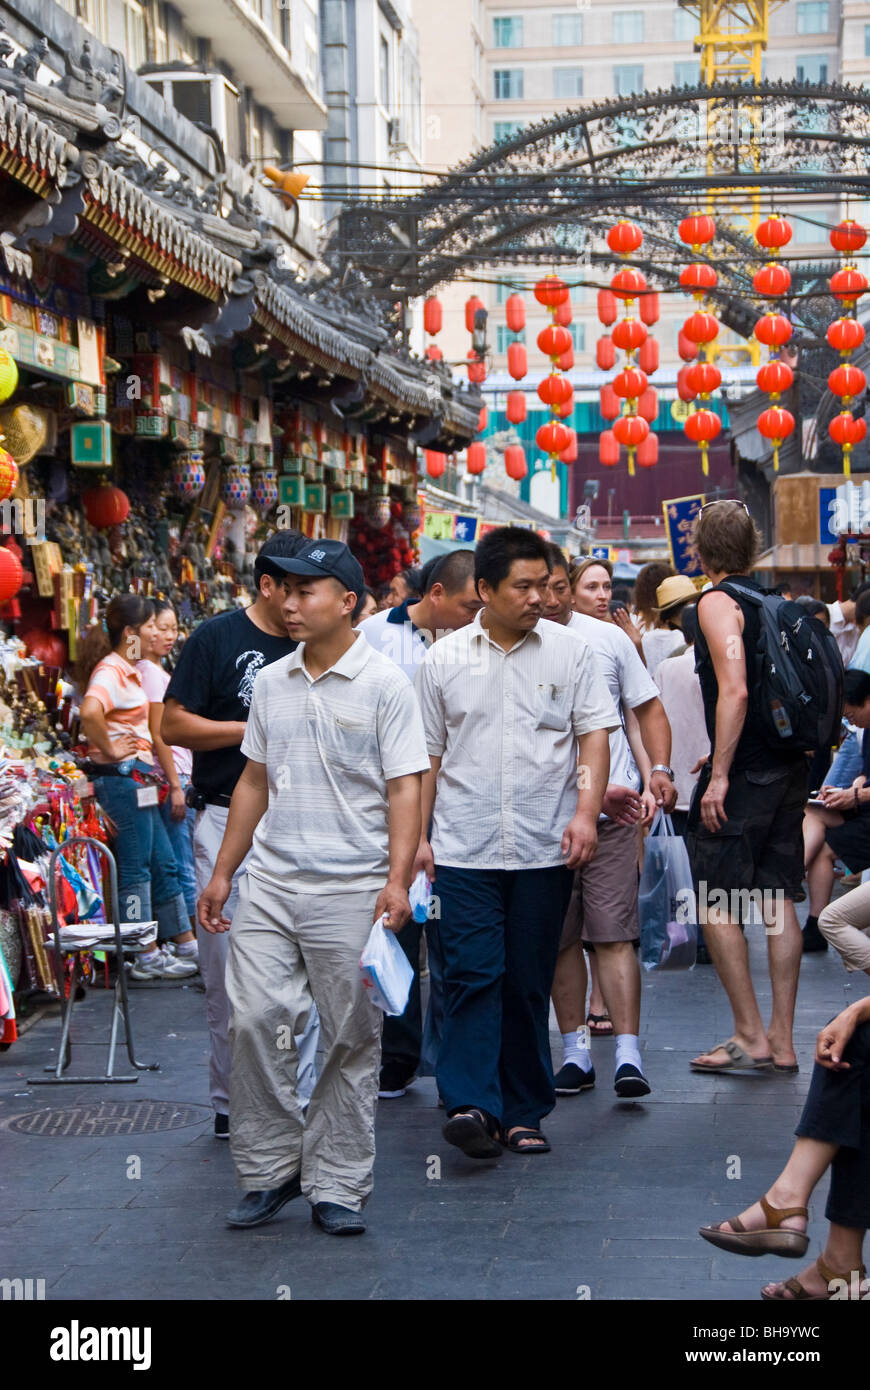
[685,501,807,1079]
[163,531,320,1136]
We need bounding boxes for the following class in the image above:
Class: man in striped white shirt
[415,527,619,1159]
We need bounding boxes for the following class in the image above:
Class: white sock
[615,1034,643,1071]
[562,1028,592,1071]
[175,941,197,957]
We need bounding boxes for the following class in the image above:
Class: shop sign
[662,494,705,577]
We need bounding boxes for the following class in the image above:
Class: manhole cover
[5,1100,210,1137]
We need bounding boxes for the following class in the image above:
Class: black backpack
[718,580,844,754]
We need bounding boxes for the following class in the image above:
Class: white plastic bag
[639,811,698,972]
[359,914,414,1015]
[409,870,432,924]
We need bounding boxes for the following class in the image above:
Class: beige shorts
[560,819,639,949]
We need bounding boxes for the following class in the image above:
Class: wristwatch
[650,763,675,780]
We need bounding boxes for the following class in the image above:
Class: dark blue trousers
[434,864,573,1131]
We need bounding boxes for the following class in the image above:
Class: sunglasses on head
[698,500,750,516]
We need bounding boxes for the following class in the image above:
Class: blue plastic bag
[359,914,414,1015]
[638,812,697,972]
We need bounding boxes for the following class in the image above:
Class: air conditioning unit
[387,117,408,150]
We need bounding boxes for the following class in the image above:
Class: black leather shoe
[311,1201,366,1236]
[226,1174,302,1228]
[614,1062,651,1099]
[802,922,829,954]
[554,1062,596,1095]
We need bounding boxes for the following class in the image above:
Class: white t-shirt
[566,611,660,794]
[829,601,859,668]
[641,627,686,679]
[654,647,710,812]
[358,604,429,684]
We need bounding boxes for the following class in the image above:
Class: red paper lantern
[507,342,527,379]
[755,215,793,250]
[505,444,528,480]
[0,448,19,502]
[600,384,620,420]
[677,364,698,401]
[678,330,699,362]
[756,361,794,396]
[827,317,866,354]
[425,450,446,479]
[467,352,486,383]
[597,290,618,325]
[537,324,572,358]
[611,267,647,300]
[506,391,527,424]
[595,336,616,371]
[613,367,648,399]
[829,364,867,400]
[534,276,569,308]
[599,430,619,467]
[758,406,795,442]
[466,442,487,475]
[424,344,443,361]
[559,430,578,464]
[683,311,719,344]
[423,297,443,335]
[685,362,722,396]
[82,483,130,529]
[679,214,716,247]
[638,388,658,422]
[0,546,23,602]
[830,220,867,254]
[754,313,792,347]
[607,220,643,255]
[639,291,660,326]
[830,267,869,305]
[20,627,67,666]
[554,399,574,419]
[465,296,485,333]
[612,318,648,352]
[536,420,571,455]
[553,300,573,327]
[557,347,575,372]
[505,294,526,333]
[636,431,659,468]
[753,262,792,297]
[679,264,718,294]
[829,412,867,447]
[684,409,722,445]
[638,337,659,374]
[538,373,574,407]
[478,405,488,431]
[613,415,650,449]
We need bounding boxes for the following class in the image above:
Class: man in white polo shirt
[198,540,430,1236]
[359,548,480,1098]
[415,526,619,1160]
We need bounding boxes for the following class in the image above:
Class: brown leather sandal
[761,1256,867,1301]
[699,1194,809,1258]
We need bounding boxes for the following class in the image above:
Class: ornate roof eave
[0,86,77,197]
[251,271,373,372]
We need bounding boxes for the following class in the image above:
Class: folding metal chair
[28,835,160,1084]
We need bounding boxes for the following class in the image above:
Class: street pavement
[1,907,867,1302]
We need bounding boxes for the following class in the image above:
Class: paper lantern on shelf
[754,313,792,348]
[639,292,660,326]
[537,374,573,407]
[597,290,618,325]
[638,388,658,423]
[607,220,643,255]
[537,324,572,359]
[221,463,251,510]
[756,360,794,397]
[755,215,793,251]
[252,467,279,511]
[637,432,659,468]
[369,495,392,529]
[170,451,206,499]
[558,347,575,372]
[828,364,866,402]
[21,627,67,666]
[684,408,722,475]
[465,296,485,333]
[753,262,792,297]
[0,348,18,404]
[504,444,528,480]
[0,448,19,502]
[506,391,527,424]
[553,301,573,327]
[595,336,616,371]
[612,318,647,353]
[466,442,487,475]
[830,267,868,306]
[507,342,527,380]
[683,311,719,344]
[423,297,443,336]
[828,317,865,355]
[600,383,620,419]
[679,264,718,294]
[637,336,659,375]
[757,405,795,471]
[678,330,700,362]
[534,276,569,308]
[678,214,716,248]
[425,450,446,479]
[82,483,130,529]
[505,294,526,333]
[599,430,619,467]
[677,364,698,401]
[613,367,648,400]
[830,220,867,254]
[536,420,571,456]
[559,430,578,464]
[0,546,23,602]
[685,363,722,397]
[610,267,647,301]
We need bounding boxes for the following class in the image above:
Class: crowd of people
[71,502,869,1294]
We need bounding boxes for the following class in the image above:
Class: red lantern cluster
[678,212,721,475]
[827,218,869,477]
[597,220,659,474]
[534,276,575,478]
[752,214,795,472]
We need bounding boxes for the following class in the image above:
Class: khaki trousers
[226,873,383,1210]
[819,881,870,973]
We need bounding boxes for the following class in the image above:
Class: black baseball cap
[268,538,365,595]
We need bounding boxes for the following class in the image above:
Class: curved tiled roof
[0,87,76,190]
